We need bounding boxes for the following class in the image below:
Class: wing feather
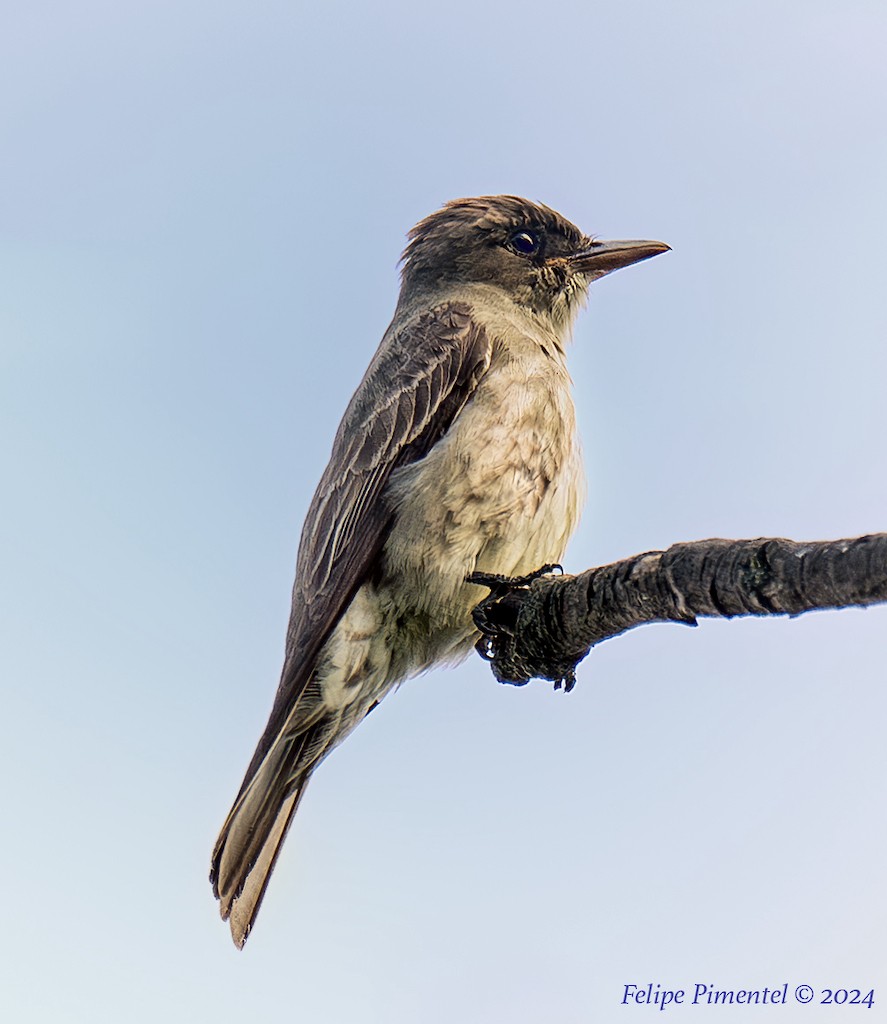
[233,302,491,793]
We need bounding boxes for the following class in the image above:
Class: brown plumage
[210,196,668,947]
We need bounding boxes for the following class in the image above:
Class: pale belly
[319,423,583,712]
[376,351,585,675]
[317,338,585,717]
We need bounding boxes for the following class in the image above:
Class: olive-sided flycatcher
[211,195,669,947]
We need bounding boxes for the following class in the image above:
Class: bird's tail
[211,688,381,947]
[210,729,317,949]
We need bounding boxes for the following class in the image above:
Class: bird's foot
[466,562,562,598]
[466,563,563,677]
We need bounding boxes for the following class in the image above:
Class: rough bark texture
[469,534,887,691]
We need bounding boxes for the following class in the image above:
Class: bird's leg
[466,563,563,668]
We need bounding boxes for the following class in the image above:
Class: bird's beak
[570,239,670,280]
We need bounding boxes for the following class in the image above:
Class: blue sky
[2,2,886,1021]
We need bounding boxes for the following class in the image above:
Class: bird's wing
[236,301,492,790]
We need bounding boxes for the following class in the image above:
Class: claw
[467,562,563,626]
[468,563,563,655]
[466,562,562,592]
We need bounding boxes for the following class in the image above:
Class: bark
[469,534,887,691]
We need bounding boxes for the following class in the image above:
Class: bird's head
[401,195,669,333]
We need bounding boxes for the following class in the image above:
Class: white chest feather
[381,334,585,644]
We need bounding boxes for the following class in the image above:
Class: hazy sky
[2,2,886,1021]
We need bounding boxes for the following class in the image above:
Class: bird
[210,195,669,947]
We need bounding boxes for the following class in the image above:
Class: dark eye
[507,230,541,257]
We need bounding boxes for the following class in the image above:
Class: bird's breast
[380,339,585,658]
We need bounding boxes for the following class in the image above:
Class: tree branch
[468,534,887,691]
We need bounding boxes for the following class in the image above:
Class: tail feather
[211,698,378,947]
[211,729,315,947]
[217,783,307,948]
